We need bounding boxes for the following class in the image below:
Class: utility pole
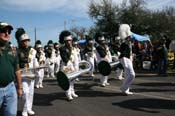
[64,21,67,30]
[34,27,37,43]
[71,19,76,28]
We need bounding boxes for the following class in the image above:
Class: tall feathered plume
[95,32,103,43]
[59,30,71,44]
[15,28,26,45]
[35,40,42,45]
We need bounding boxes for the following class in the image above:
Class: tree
[88,0,175,41]
[88,0,120,40]
[70,26,87,39]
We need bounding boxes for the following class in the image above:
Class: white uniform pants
[120,57,135,92]
[22,79,35,112]
[115,68,123,79]
[35,69,44,86]
[54,57,61,73]
[48,63,55,77]
[45,58,55,78]
[98,60,109,85]
[100,76,108,85]
[66,80,75,96]
[74,63,79,72]
[87,56,95,76]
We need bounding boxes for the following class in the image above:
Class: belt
[0,81,12,88]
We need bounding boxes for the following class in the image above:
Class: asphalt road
[15,70,175,116]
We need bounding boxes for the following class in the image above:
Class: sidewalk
[135,69,175,77]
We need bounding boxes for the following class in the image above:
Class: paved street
[17,70,175,116]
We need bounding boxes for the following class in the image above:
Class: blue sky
[0,0,174,46]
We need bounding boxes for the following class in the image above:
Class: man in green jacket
[0,22,23,116]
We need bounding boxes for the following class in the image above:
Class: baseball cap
[0,22,13,30]
[19,33,30,41]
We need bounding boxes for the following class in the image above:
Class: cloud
[0,0,92,18]
[1,0,175,12]
[0,0,123,16]
[0,0,90,13]
[145,0,175,10]
[0,0,67,11]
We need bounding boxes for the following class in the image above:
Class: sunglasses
[0,29,11,34]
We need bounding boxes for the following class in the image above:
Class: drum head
[56,71,69,91]
[98,60,111,76]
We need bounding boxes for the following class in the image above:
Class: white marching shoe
[39,84,43,88]
[124,91,133,95]
[115,76,124,80]
[72,92,78,98]
[105,82,110,86]
[27,110,35,115]
[101,83,106,87]
[66,94,73,101]
[120,88,134,95]
[35,85,39,89]
[22,112,28,116]
[75,78,80,81]
[46,74,50,78]
[91,74,95,77]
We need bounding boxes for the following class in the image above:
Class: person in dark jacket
[157,38,168,76]
[0,22,22,116]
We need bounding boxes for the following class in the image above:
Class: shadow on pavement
[132,82,175,93]
[112,98,175,113]
[134,82,175,87]
[31,82,126,106]
[34,92,66,106]
[132,88,175,93]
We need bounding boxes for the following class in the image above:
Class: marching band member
[59,30,78,101]
[84,36,96,78]
[35,40,46,88]
[72,37,81,81]
[72,37,81,72]
[16,31,39,116]
[95,33,112,87]
[111,36,124,80]
[45,40,55,78]
[54,42,61,74]
[118,24,135,95]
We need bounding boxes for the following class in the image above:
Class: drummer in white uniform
[35,40,46,88]
[16,32,39,116]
